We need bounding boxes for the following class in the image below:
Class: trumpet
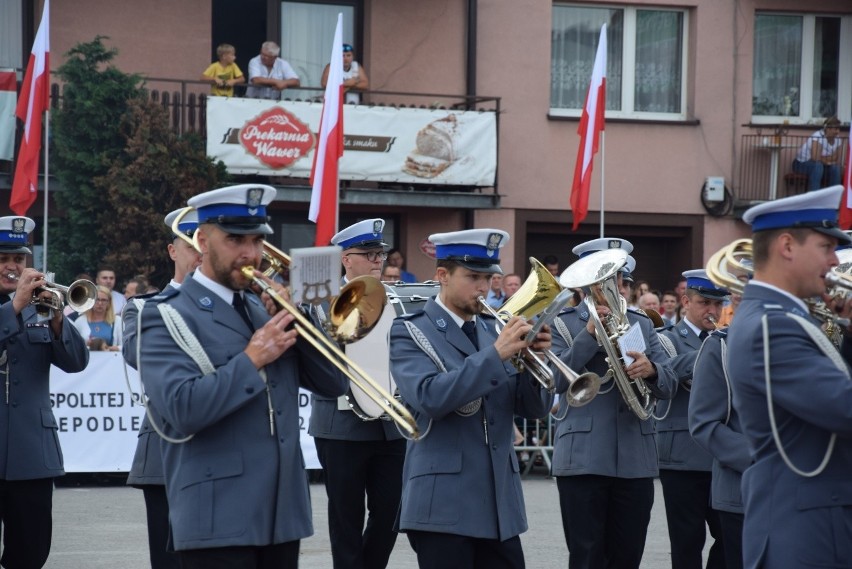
[170,207,420,439]
[478,258,602,406]
[5,272,98,313]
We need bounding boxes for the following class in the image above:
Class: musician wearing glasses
[308,218,404,569]
[727,185,852,569]
[656,269,727,569]
[0,216,89,569]
[121,208,202,569]
[550,237,676,569]
[389,229,554,569]
[138,185,347,568]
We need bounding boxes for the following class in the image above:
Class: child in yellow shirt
[201,43,245,97]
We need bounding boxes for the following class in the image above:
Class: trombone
[170,207,420,439]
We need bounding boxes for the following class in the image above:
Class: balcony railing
[737,131,849,203]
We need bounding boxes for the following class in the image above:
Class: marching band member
[121,208,202,569]
[551,237,676,569]
[727,185,852,569]
[308,218,405,569]
[389,229,553,569]
[690,313,751,569]
[657,269,727,569]
[138,185,347,568]
[0,216,89,568]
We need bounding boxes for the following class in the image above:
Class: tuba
[170,207,420,439]
[479,257,601,406]
[559,248,656,419]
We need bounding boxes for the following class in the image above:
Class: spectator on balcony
[792,116,843,192]
[321,43,369,104]
[200,43,245,97]
[246,41,300,100]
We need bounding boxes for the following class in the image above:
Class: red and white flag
[570,24,606,231]
[309,13,344,246]
[11,0,49,216]
[839,123,852,230]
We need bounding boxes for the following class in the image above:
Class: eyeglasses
[346,251,388,262]
[95,298,110,303]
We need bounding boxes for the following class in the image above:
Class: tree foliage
[51,37,227,284]
[51,37,144,281]
[96,99,226,286]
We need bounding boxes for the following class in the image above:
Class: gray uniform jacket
[138,277,348,551]
[727,283,852,569]
[688,330,750,514]
[122,289,169,486]
[308,291,402,441]
[657,321,713,471]
[389,299,552,541]
[550,307,676,478]
[0,302,89,480]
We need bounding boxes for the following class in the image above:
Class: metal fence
[737,132,849,203]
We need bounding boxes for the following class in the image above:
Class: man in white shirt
[246,41,300,100]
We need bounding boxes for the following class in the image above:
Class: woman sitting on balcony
[792,116,843,192]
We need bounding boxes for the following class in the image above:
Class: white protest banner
[207,97,496,186]
[50,352,320,472]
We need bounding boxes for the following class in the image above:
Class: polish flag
[309,14,344,246]
[11,0,50,216]
[839,123,852,230]
[570,24,606,231]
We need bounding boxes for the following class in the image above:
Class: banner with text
[50,352,318,472]
[206,96,497,186]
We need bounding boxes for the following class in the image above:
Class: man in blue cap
[389,228,554,568]
[689,259,754,569]
[309,218,404,569]
[657,269,728,569]
[727,185,852,569]
[122,207,202,569]
[550,236,676,569]
[0,216,89,569]
[138,184,347,568]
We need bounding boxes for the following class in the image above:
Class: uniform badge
[607,239,622,249]
[246,187,263,215]
[436,318,447,329]
[372,220,382,236]
[680,328,688,337]
[486,232,503,257]
[199,296,213,308]
[580,311,589,321]
[12,218,25,233]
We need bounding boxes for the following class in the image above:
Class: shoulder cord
[719,338,732,425]
[762,312,842,477]
[648,331,678,422]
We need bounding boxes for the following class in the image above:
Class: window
[0,0,23,70]
[281,1,357,100]
[752,13,852,123]
[551,4,688,120]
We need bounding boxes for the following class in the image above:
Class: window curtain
[634,10,682,113]
[812,16,840,118]
[551,6,623,110]
[752,14,802,117]
[0,0,23,70]
[281,2,354,99]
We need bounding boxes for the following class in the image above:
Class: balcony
[737,128,849,205]
[2,78,502,211]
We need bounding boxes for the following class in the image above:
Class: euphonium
[170,207,420,439]
[559,248,656,420]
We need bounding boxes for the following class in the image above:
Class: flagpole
[599,131,605,238]
[42,109,49,272]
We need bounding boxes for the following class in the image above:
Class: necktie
[0,294,9,306]
[232,293,255,332]
[462,320,479,350]
[699,330,709,341]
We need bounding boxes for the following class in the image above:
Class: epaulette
[560,306,576,315]
[627,307,650,320]
[399,311,423,320]
[710,328,728,339]
[658,323,675,332]
[148,287,180,303]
